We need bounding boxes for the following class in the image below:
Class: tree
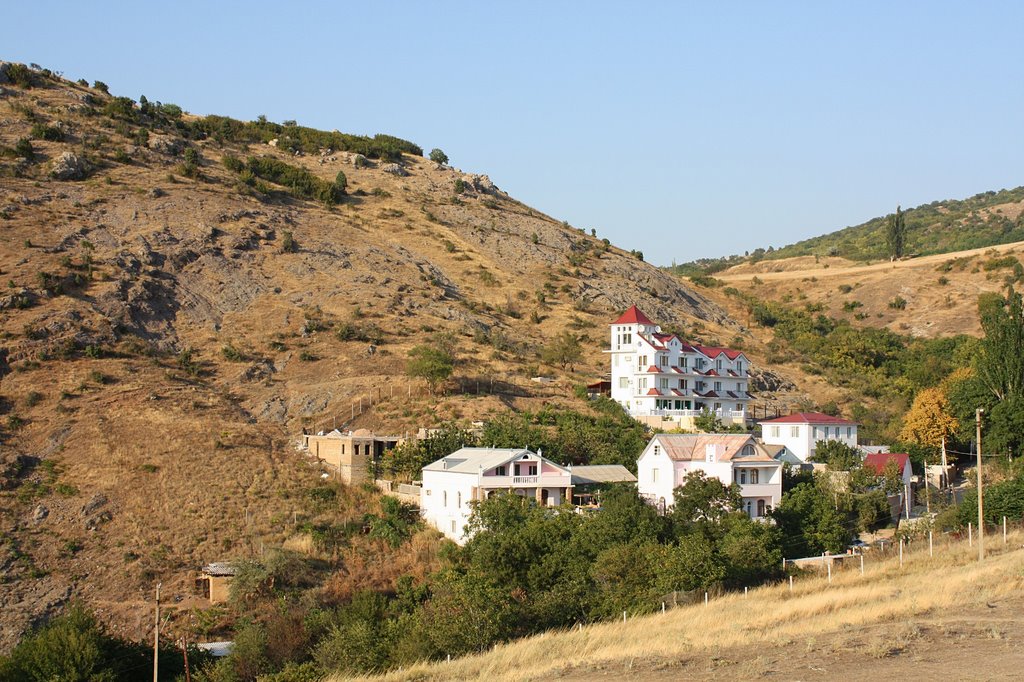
[899,386,958,450]
[975,289,1024,403]
[334,170,347,195]
[886,205,906,260]
[428,148,449,165]
[406,343,454,393]
[540,331,583,371]
[670,471,742,529]
[773,482,852,557]
[810,440,861,470]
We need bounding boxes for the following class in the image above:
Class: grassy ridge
[672,186,1024,275]
[348,529,1024,681]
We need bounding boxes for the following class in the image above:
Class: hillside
[673,186,1024,275]
[350,531,1024,681]
[0,62,757,649]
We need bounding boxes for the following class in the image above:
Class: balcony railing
[633,409,747,419]
[480,474,572,488]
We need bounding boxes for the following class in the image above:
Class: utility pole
[925,460,930,515]
[153,582,161,682]
[976,408,985,562]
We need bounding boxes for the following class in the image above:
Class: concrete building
[636,433,784,519]
[608,305,752,430]
[759,412,859,463]
[303,429,404,484]
[420,448,573,543]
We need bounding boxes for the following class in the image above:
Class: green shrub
[281,230,297,253]
[334,170,347,194]
[983,255,1018,271]
[429,148,449,164]
[221,343,246,362]
[888,296,907,310]
[92,80,110,93]
[30,122,64,141]
[7,63,37,88]
[842,300,863,312]
[838,284,853,293]
[14,137,34,159]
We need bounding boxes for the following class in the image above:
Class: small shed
[570,465,636,506]
[198,562,237,605]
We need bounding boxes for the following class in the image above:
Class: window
[847,427,852,438]
[639,377,648,389]
[660,378,669,389]
[714,381,722,391]
[341,444,346,454]
[750,469,759,484]
[451,520,456,533]
[680,379,688,389]
[714,402,721,411]
[735,403,742,412]
[623,332,632,344]
[744,500,752,517]
[740,470,747,484]
[495,465,506,476]
[457,491,462,507]
[443,491,447,507]
[660,355,668,367]
[619,377,629,388]
[528,464,537,476]
[637,355,648,370]
[614,355,619,366]
[790,426,799,438]
[625,355,632,365]
[681,357,688,369]
[770,426,780,438]
[736,361,744,373]
[716,359,723,371]
[651,468,658,483]
[757,499,766,517]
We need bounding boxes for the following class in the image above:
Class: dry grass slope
[345,531,1024,681]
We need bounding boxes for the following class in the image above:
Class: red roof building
[613,305,656,326]
[760,412,857,425]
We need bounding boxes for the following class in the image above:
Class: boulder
[149,135,185,156]
[0,62,10,85]
[81,493,107,517]
[381,163,407,176]
[32,504,48,523]
[49,152,88,181]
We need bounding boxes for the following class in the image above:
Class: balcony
[739,483,779,499]
[480,474,572,489]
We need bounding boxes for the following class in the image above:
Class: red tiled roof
[614,305,656,326]
[864,452,910,475]
[646,365,660,373]
[693,345,744,360]
[705,369,719,376]
[646,388,662,396]
[760,412,857,425]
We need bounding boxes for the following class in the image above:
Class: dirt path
[716,240,1024,283]
[558,596,1024,680]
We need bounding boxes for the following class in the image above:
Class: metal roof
[570,465,637,485]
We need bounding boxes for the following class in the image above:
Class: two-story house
[420,448,573,543]
[607,306,752,430]
[636,434,783,519]
[759,412,858,463]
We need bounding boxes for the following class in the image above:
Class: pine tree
[886,205,906,260]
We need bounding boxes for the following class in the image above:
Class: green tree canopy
[406,343,455,393]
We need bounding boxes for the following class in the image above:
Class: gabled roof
[613,305,656,326]
[423,447,567,475]
[570,465,637,485]
[646,388,662,396]
[647,434,778,463]
[760,412,857,425]
[863,452,910,475]
[693,345,745,361]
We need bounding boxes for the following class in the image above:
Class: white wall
[762,423,858,462]
[420,470,479,544]
[636,446,675,508]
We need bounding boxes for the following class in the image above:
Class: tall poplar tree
[886,205,906,260]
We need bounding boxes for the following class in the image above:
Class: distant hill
[673,187,1024,275]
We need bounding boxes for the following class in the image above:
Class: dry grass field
[343,530,1024,681]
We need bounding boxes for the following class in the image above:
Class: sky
[6,2,1024,265]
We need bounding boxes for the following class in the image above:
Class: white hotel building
[608,306,752,430]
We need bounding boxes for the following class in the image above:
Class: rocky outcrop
[49,152,88,180]
[381,163,407,176]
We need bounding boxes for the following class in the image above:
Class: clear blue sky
[7,2,1023,265]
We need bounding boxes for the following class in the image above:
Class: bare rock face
[381,163,407,176]
[0,62,10,84]
[49,152,88,180]
[149,135,185,156]
[749,368,796,393]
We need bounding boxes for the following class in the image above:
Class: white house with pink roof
[636,433,784,519]
[420,447,573,544]
[607,305,752,430]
